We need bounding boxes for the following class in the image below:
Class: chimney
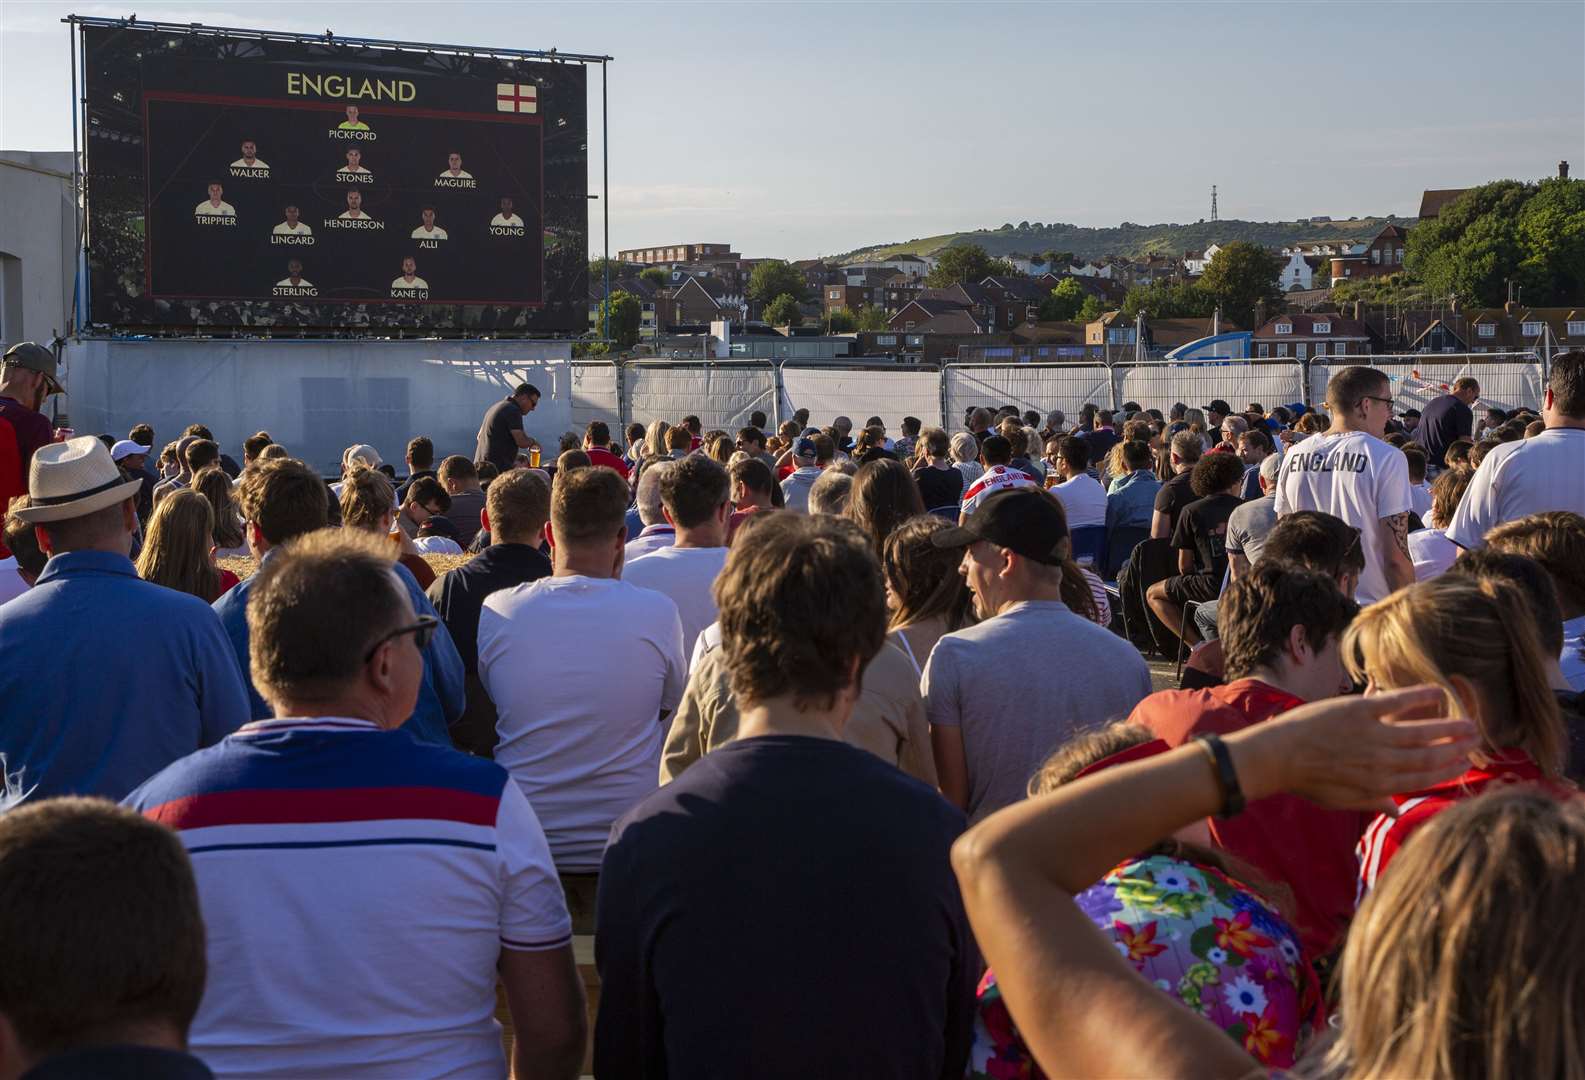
[1561,160,1571,180]
[1505,299,1520,316]
[1253,299,1267,328]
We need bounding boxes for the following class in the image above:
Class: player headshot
[338,190,371,219]
[337,147,372,176]
[338,104,370,131]
[411,207,448,239]
[231,139,268,168]
[391,256,429,290]
[275,259,313,287]
[272,204,313,235]
[195,182,236,217]
[491,196,524,227]
[440,152,472,179]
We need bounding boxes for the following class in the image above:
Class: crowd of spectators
[0,341,1584,1078]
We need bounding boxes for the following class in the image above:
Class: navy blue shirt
[595,735,974,1079]
[0,550,249,799]
[213,553,465,746]
[22,1046,213,1080]
[1411,393,1474,467]
[427,542,551,676]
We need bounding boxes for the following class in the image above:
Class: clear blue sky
[4,0,1581,259]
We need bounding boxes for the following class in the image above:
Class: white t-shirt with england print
[1274,429,1412,604]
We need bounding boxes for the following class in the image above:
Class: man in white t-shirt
[125,531,585,1078]
[479,467,687,872]
[491,197,525,227]
[411,206,448,240]
[230,139,268,169]
[194,183,235,217]
[624,455,731,662]
[1446,351,1585,550]
[1274,366,1414,604]
[271,204,313,236]
[1049,435,1107,529]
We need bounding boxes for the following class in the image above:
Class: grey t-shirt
[922,600,1153,823]
[1226,494,1279,566]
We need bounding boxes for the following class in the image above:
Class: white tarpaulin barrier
[780,364,943,430]
[567,361,621,431]
[623,362,777,433]
[945,365,1113,426]
[1372,355,1543,416]
[63,337,570,474]
[1116,361,1308,417]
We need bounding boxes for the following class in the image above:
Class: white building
[0,151,76,348]
[839,253,933,282]
[1183,243,1222,276]
[1276,251,1313,291]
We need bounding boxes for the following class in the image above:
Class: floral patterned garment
[968,853,1324,1078]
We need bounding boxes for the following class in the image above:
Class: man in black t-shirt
[1151,430,1205,539]
[1410,377,1478,469]
[1148,451,1245,647]
[473,382,540,472]
[595,513,974,1079]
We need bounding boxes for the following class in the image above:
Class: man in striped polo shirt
[128,530,585,1079]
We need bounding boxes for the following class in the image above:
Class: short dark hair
[736,426,766,449]
[129,424,155,448]
[552,465,628,545]
[812,432,836,465]
[182,423,214,440]
[1326,366,1389,412]
[661,454,730,528]
[1241,428,1274,454]
[1448,549,1566,655]
[557,449,591,473]
[486,467,550,544]
[437,455,477,487]
[1056,436,1089,472]
[249,529,408,701]
[1121,440,1154,471]
[513,382,540,400]
[1190,451,1245,496]
[185,438,220,472]
[923,427,950,457]
[750,410,768,429]
[586,420,611,447]
[1550,350,1585,417]
[714,513,885,711]
[682,415,702,434]
[0,799,206,1059]
[903,416,923,436]
[730,457,774,497]
[405,475,451,512]
[237,458,329,546]
[1401,444,1428,484]
[243,431,273,461]
[981,434,1013,466]
[406,436,434,470]
[1264,510,1366,579]
[1220,562,1358,680]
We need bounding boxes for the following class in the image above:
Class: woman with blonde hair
[882,515,976,674]
[1346,573,1573,894]
[949,432,983,488]
[339,465,435,590]
[135,489,239,602]
[191,465,248,558]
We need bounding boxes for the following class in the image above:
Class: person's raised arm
[951,687,1477,1080]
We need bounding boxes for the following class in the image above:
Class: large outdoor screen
[81,24,588,334]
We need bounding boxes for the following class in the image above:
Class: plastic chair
[1070,525,1108,571]
[1104,525,1150,580]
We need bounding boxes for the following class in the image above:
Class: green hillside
[842,216,1414,262]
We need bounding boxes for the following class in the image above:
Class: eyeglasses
[363,615,438,662]
[1363,395,1395,411]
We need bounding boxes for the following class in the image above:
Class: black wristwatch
[1193,733,1245,819]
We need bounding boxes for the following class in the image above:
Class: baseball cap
[930,487,1071,565]
[793,437,817,460]
[2,342,63,395]
[1203,399,1232,415]
[110,439,149,462]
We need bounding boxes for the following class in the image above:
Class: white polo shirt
[1052,473,1108,529]
[622,545,729,663]
[1274,429,1412,604]
[479,575,686,870]
[1445,428,1585,550]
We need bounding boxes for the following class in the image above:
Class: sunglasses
[363,614,438,662]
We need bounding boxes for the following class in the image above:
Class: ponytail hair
[1344,575,1566,776]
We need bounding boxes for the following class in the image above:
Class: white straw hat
[12,436,145,523]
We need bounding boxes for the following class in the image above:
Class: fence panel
[567,361,621,430]
[779,363,943,430]
[1115,360,1306,417]
[623,361,778,432]
[944,364,1114,427]
[1368,354,1543,415]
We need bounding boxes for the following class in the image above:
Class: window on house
[1296,343,1309,360]
[1394,248,1403,264]
[904,321,915,331]
[1274,322,1292,335]
[1313,321,1330,334]
[1567,321,1585,336]
[1371,249,1381,264]
[1522,321,1543,337]
[1258,343,1270,358]
[1477,323,1496,338]
[1277,343,1290,357]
